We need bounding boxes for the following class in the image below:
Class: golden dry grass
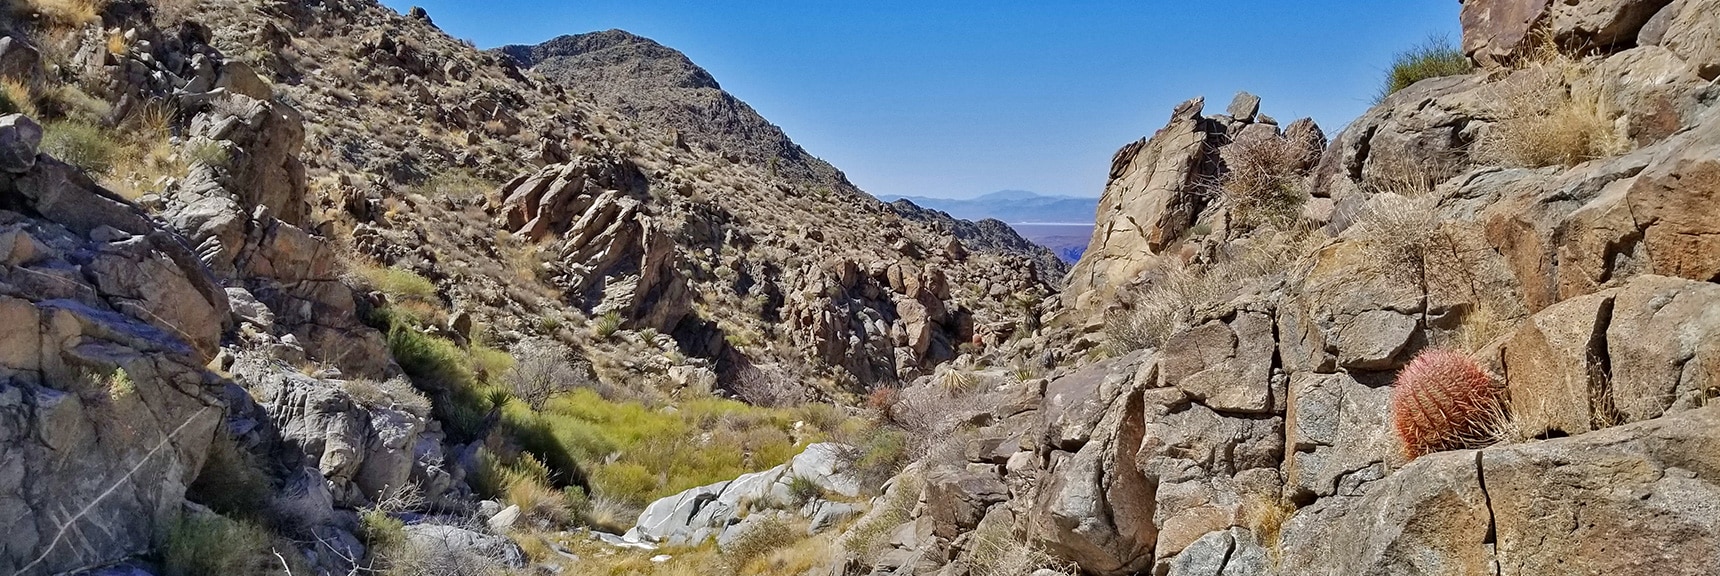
[9,0,104,29]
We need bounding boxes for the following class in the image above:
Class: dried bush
[722,514,801,570]
[1106,228,1319,352]
[8,0,103,29]
[1219,135,1315,230]
[505,345,593,410]
[1473,47,1626,168]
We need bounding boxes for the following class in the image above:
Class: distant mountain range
[882,190,1099,224]
[883,191,1097,263]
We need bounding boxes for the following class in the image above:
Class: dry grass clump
[1106,227,1321,352]
[841,471,922,564]
[1347,193,1442,289]
[7,0,104,29]
[1472,36,1626,168]
[1,77,36,117]
[1219,136,1315,230]
[722,514,802,570]
[342,377,433,416]
[967,524,1076,576]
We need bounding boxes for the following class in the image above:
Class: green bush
[42,120,116,175]
[160,515,275,576]
[1379,35,1473,101]
[184,139,230,167]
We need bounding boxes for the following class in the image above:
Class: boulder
[1030,387,1156,576]
[0,114,42,174]
[1276,449,1494,575]
[1644,0,1720,79]
[1605,275,1720,421]
[1159,313,1275,413]
[1462,0,1552,66]
[626,443,860,546]
[923,467,1008,539]
[402,524,526,568]
[1485,404,1720,575]
[1064,97,1215,315]
[1498,290,1614,436]
[1625,111,1720,281]
[1284,372,1397,501]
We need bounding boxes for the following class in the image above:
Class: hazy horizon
[381,1,1461,200]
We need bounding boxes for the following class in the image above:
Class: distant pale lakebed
[1007,222,1093,264]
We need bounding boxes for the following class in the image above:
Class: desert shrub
[505,346,590,410]
[1378,35,1473,101]
[358,508,407,558]
[159,515,276,576]
[591,310,623,339]
[1105,228,1318,352]
[185,430,272,521]
[343,377,433,416]
[0,78,27,115]
[413,169,493,200]
[935,366,979,397]
[41,120,115,175]
[841,472,922,563]
[8,0,103,28]
[1348,193,1442,293]
[722,514,800,570]
[360,265,438,304]
[1219,135,1315,229]
[786,475,824,505]
[184,138,230,167]
[1390,348,1504,458]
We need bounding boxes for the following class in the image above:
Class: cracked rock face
[0,130,227,576]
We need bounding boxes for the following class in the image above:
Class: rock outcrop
[626,443,861,546]
[0,115,228,575]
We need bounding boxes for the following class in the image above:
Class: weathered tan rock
[1064,97,1212,315]
[1485,405,1720,576]
[1462,0,1551,66]
[1159,313,1275,413]
[1276,449,1494,576]
[1605,275,1720,421]
[1626,112,1720,281]
[1498,290,1614,436]
[1548,0,1679,49]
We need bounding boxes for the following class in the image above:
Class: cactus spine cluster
[1390,348,1501,459]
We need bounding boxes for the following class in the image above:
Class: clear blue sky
[380,1,1461,199]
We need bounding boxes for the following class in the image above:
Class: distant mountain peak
[498,29,720,90]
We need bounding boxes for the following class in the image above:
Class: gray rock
[627,442,861,546]
[1226,91,1261,122]
[1333,309,1418,370]
[1285,372,1396,500]
[0,114,43,174]
[1606,275,1720,422]
[487,504,520,532]
[808,500,860,534]
[403,524,527,568]
[225,286,276,326]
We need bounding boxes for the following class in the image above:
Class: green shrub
[184,139,230,167]
[787,475,824,505]
[592,311,623,340]
[358,508,407,554]
[360,265,438,304]
[1379,35,1473,101]
[160,515,275,576]
[42,120,116,175]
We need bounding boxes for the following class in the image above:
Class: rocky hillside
[1,0,1717,575]
[496,30,1067,285]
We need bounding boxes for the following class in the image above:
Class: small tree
[505,347,588,410]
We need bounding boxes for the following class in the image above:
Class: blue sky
[381,1,1461,199]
